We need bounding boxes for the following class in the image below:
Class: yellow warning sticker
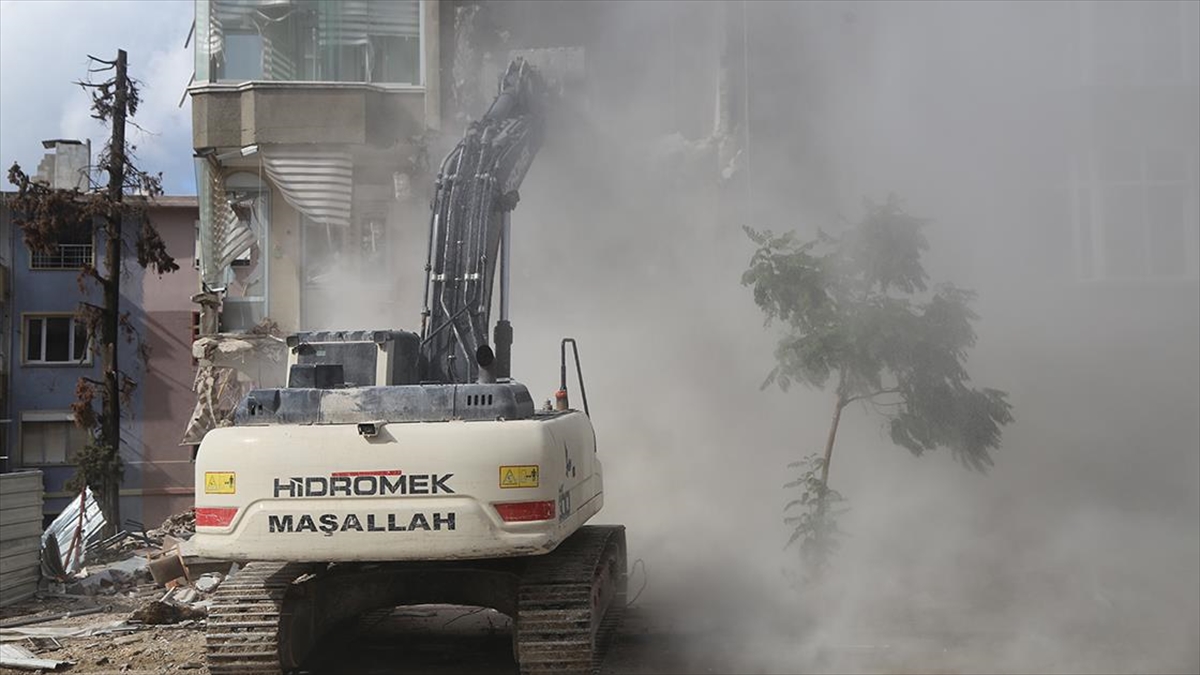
[204,472,236,495]
[499,465,539,489]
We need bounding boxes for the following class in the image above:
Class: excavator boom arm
[420,58,546,384]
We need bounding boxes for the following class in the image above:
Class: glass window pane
[1146,149,1187,182]
[1097,149,1141,183]
[1102,185,1147,277]
[1093,2,1142,83]
[223,33,264,81]
[315,0,419,84]
[370,35,420,84]
[303,220,344,286]
[45,317,71,362]
[68,422,90,452]
[196,0,211,82]
[1076,187,1095,279]
[65,422,88,463]
[45,423,68,464]
[26,318,43,361]
[1147,184,1187,276]
[73,320,89,361]
[23,422,45,464]
[1142,1,1183,81]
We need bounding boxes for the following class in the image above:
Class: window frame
[1079,0,1199,86]
[1069,147,1200,283]
[18,411,88,467]
[198,0,426,88]
[22,313,93,366]
[28,234,96,271]
[219,172,270,332]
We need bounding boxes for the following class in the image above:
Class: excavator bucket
[507,47,586,93]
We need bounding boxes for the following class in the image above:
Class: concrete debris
[194,572,224,594]
[0,643,74,671]
[148,509,196,540]
[182,334,286,445]
[166,587,199,605]
[130,600,207,625]
[59,555,153,597]
[105,555,152,579]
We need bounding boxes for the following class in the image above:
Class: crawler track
[204,526,626,675]
[205,561,320,675]
[515,525,628,675]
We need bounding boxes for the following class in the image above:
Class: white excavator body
[193,411,603,562]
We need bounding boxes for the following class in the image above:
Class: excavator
[192,58,626,675]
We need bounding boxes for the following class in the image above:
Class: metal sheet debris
[41,487,106,578]
[0,620,134,641]
[0,643,74,671]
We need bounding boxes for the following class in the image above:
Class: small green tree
[743,195,1013,576]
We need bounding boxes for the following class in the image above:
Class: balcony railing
[31,244,94,270]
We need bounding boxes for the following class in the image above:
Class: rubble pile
[147,508,196,540]
[3,506,227,669]
[34,507,230,622]
[130,598,207,626]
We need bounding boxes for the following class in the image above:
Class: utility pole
[99,49,128,536]
[6,48,179,538]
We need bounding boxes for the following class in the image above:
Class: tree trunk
[98,49,128,537]
[819,392,845,489]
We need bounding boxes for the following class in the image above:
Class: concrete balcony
[190,81,428,151]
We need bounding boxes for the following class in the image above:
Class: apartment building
[1,141,200,527]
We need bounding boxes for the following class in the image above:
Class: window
[199,0,422,85]
[302,217,347,287]
[1084,1,1199,85]
[30,225,94,270]
[219,173,269,332]
[1070,148,1199,281]
[223,32,265,81]
[25,315,90,364]
[359,214,389,270]
[21,413,89,465]
[192,311,202,367]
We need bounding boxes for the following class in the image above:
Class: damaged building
[185,0,439,442]
[183,0,754,442]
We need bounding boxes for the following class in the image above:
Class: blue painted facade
[3,208,149,528]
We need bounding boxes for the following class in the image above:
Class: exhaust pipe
[493,320,512,380]
[476,344,496,384]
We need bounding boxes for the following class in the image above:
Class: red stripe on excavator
[331,470,403,477]
[494,501,556,522]
[196,507,239,527]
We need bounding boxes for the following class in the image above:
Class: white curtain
[198,160,258,290]
[208,0,267,61]
[260,147,353,227]
[318,0,419,47]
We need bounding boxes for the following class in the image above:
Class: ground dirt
[0,594,205,675]
[1,597,711,675]
[2,594,1059,674]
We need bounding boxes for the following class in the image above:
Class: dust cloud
[319,1,1200,672]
